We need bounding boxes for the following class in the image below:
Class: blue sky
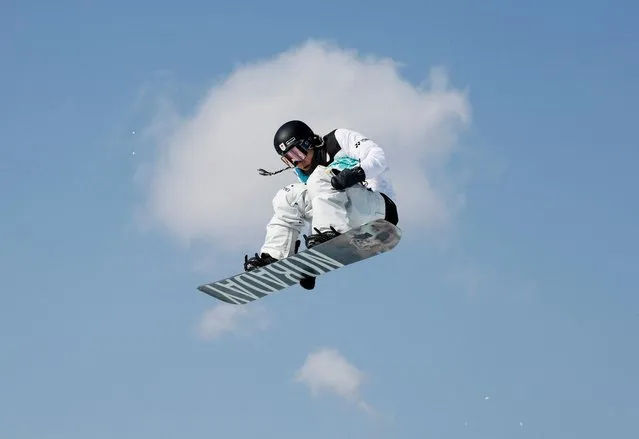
[1,0,637,438]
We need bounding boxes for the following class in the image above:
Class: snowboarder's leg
[306,166,350,233]
[344,182,387,229]
[259,183,311,260]
[245,183,316,290]
[306,165,388,235]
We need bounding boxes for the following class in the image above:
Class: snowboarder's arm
[334,128,387,180]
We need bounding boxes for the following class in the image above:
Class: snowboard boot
[243,252,278,271]
[303,226,341,249]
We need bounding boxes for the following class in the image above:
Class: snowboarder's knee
[272,183,305,208]
[306,166,334,194]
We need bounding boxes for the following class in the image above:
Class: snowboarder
[244,120,399,290]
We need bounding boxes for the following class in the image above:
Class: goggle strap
[258,166,290,176]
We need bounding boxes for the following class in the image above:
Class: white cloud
[197,304,269,340]
[295,347,373,414]
[136,40,471,251]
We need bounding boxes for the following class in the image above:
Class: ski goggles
[278,138,312,167]
[280,146,307,167]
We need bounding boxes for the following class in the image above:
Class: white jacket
[294,128,396,202]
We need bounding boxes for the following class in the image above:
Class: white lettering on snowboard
[200,278,264,304]
[295,249,345,271]
[201,248,345,304]
[199,284,252,305]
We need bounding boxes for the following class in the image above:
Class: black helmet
[273,120,319,167]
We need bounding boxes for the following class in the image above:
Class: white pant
[260,166,387,259]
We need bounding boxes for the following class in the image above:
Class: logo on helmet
[278,142,287,151]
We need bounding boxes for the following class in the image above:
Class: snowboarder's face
[280,141,315,171]
[295,148,314,171]
[281,146,314,169]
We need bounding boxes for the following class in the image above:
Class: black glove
[331,166,366,190]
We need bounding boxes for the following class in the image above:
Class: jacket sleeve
[334,128,387,180]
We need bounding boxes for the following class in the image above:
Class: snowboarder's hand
[331,166,366,190]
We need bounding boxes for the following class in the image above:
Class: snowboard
[197,219,402,305]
